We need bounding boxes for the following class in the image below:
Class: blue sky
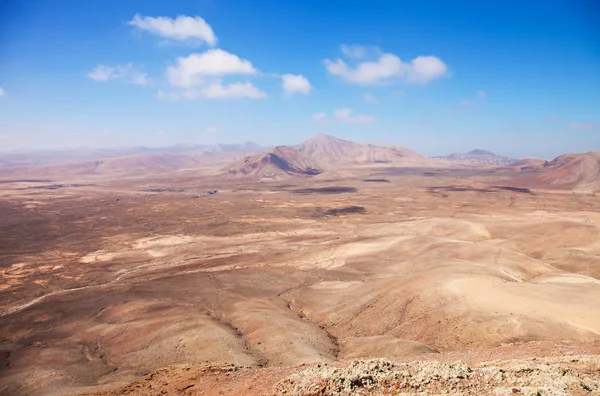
[0,0,598,158]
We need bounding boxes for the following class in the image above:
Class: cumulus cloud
[177,82,266,100]
[569,122,599,130]
[324,52,447,85]
[407,56,448,83]
[0,87,5,97]
[281,74,310,96]
[88,65,116,81]
[312,112,327,122]
[201,81,266,99]
[364,93,376,103]
[129,14,217,46]
[333,108,378,123]
[167,49,257,87]
[88,64,149,86]
[478,90,487,99]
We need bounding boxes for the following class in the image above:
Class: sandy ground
[1,167,599,395]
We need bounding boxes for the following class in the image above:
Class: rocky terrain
[1,135,599,395]
[83,342,600,395]
[275,357,600,395]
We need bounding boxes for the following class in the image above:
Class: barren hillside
[532,151,600,192]
[295,134,426,165]
[221,146,322,179]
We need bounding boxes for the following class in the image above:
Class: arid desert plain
[1,135,600,395]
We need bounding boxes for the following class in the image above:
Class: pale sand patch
[145,249,168,258]
[445,276,600,335]
[288,236,414,270]
[79,250,121,263]
[132,235,196,249]
[532,274,600,284]
[2,263,50,278]
[387,218,491,241]
[310,281,363,290]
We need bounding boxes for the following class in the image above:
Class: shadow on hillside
[291,186,358,194]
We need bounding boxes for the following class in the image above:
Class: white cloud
[460,99,472,108]
[333,108,378,123]
[364,92,376,103]
[158,82,265,101]
[155,131,166,136]
[156,90,179,102]
[281,74,310,96]
[191,81,266,99]
[408,56,447,83]
[312,112,327,122]
[340,44,380,59]
[204,126,218,133]
[202,82,266,99]
[131,73,150,86]
[325,55,399,85]
[569,122,599,130]
[0,87,5,97]
[88,65,114,81]
[167,49,257,87]
[392,90,406,98]
[88,64,149,86]
[478,90,487,99]
[0,133,11,140]
[129,14,217,46]
[312,109,377,123]
[325,52,447,85]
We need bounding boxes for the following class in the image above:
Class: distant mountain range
[0,142,269,166]
[1,135,599,192]
[432,149,517,166]
[222,134,433,180]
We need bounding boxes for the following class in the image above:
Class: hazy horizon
[0,133,579,160]
[1,0,599,159]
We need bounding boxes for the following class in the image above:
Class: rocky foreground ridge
[90,350,600,396]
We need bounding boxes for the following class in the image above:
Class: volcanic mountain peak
[295,134,423,164]
[221,146,322,179]
[295,134,363,160]
[467,149,496,156]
